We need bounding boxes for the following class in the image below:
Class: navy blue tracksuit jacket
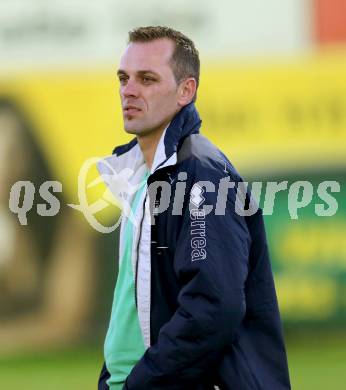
[98,102,291,389]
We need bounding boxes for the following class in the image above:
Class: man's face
[117,38,181,136]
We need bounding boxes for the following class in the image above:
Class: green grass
[0,346,102,390]
[286,334,346,389]
[0,337,345,389]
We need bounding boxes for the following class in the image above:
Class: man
[97,26,291,389]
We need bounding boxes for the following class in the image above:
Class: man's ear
[177,78,197,106]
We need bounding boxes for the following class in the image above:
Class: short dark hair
[128,26,200,102]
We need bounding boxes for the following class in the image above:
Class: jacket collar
[96,102,201,199]
[97,102,201,179]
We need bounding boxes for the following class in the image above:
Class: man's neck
[136,124,167,170]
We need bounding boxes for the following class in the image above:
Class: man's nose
[121,79,139,98]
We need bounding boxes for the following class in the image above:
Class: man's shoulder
[177,133,243,182]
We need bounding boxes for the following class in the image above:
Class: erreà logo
[190,183,205,208]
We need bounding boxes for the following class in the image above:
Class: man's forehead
[119,39,174,71]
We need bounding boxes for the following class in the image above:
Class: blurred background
[0,0,345,389]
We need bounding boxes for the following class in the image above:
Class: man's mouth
[124,105,142,115]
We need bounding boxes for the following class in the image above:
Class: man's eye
[142,77,154,83]
[118,77,128,84]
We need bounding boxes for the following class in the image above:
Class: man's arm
[124,171,251,389]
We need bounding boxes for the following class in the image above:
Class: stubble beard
[123,115,166,138]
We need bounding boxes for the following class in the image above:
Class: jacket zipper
[134,192,147,308]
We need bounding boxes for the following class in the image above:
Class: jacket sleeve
[125,168,252,389]
[98,361,111,390]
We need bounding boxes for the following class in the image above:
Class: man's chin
[124,118,151,135]
[124,125,140,134]
[124,124,145,135]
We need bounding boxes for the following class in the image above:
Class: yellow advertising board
[0,52,345,202]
